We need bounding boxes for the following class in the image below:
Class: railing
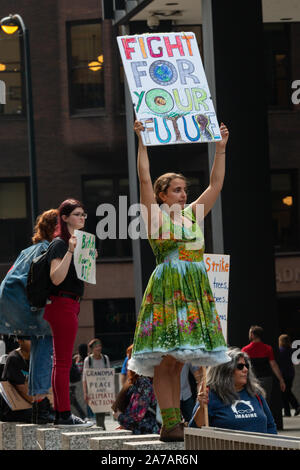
[184,427,300,450]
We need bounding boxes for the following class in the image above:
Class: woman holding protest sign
[44,198,95,427]
[128,120,230,442]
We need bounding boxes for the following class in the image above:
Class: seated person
[189,347,277,434]
[112,346,160,435]
[0,337,32,423]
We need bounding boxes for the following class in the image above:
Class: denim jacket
[0,241,52,337]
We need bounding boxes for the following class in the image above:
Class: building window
[271,170,299,252]
[0,179,31,262]
[67,21,104,114]
[82,176,132,259]
[0,29,24,115]
[263,23,291,109]
[93,298,136,361]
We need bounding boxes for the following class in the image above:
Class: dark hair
[279,334,291,348]
[32,209,58,244]
[249,325,264,340]
[53,199,84,243]
[78,343,88,359]
[153,173,187,205]
[88,338,102,349]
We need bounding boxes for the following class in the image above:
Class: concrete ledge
[0,422,18,450]
[89,434,160,450]
[16,424,49,450]
[37,426,105,450]
[61,430,132,450]
[123,440,185,450]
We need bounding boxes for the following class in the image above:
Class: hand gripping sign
[73,230,96,284]
[117,32,221,146]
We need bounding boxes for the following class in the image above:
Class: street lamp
[0,14,38,230]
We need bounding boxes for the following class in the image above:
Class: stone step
[123,440,185,450]
[36,425,106,450]
[16,424,51,450]
[0,422,19,450]
[61,430,132,450]
[89,433,161,450]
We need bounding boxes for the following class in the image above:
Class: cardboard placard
[0,381,32,411]
[117,32,221,146]
[86,368,115,413]
[73,230,96,284]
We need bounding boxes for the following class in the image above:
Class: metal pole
[201,0,224,254]
[121,24,144,318]
[14,14,38,230]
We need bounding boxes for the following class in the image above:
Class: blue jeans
[181,395,196,422]
[28,336,53,396]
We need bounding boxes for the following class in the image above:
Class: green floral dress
[128,206,230,377]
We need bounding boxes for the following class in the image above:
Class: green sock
[161,408,178,430]
[174,408,181,423]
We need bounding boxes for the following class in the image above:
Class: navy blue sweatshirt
[189,388,277,434]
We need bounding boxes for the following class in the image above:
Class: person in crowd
[189,347,277,434]
[120,344,132,386]
[0,209,58,424]
[44,198,94,427]
[82,338,110,429]
[112,351,160,435]
[73,343,88,375]
[0,337,32,423]
[180,363,203,423]
[242,325,286,403]
[127,120,230,442]
[278,334,300,417]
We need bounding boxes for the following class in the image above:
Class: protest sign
[204,254,230,342]
[117,32,221,146]
[73,230,96,284]
[0,381,32,410]
[86,368,115,413]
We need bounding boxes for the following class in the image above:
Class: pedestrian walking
[242,325,286,404]
[128,120,230,442]
[278,334,300,417]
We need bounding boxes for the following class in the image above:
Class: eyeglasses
[236,363,249,370]
[71,212,88,219]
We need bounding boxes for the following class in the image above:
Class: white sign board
[73,230,96,284]
[117,32,221,146]
[86,368,115,413]
[204,254,230,342]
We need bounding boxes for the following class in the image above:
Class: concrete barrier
[0,422,19,450]
[61,430,132,450]
[184,427,300,450]
[89,433,161,450]
[123,440,185,450]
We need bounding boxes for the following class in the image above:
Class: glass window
[93,298,136,361]
[271,170,299,252]
[263,24,291,108]
[0,29,24,115]
[0,179,31,262]
[68,21,104,114]
[82,176,132,259]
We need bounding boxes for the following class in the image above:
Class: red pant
[44,296,80,412]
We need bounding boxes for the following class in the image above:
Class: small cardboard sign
[73,230,96,284]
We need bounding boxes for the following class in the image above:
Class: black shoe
[56,414,93,428]
[32,397,55,425]
[294,407,300,416]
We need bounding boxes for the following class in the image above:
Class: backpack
[88,354,109,368]
[26,239,56,309]
[70,361,82,383]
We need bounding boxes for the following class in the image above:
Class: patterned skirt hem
[127,348,231,377]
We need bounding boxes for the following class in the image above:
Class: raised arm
[134,121,162,234]
[191,123,229,218]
